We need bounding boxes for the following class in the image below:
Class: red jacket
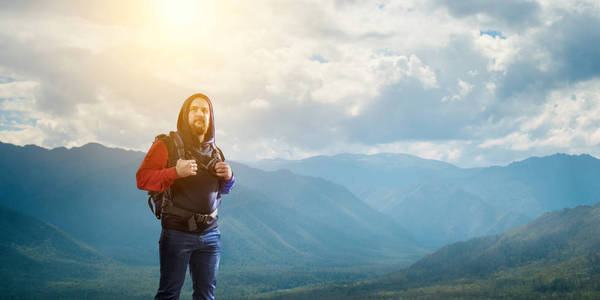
[136,140,179,192]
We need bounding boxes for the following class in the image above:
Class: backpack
[147,131,225,220]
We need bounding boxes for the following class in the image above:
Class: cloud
[0,0,599,168]
[442,79,474,102]
[474,31,519,73]
[493,10,600,100]
[479,78,600,152]
[249,98,270,109]
[433,0,542,29]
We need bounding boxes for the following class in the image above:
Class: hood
[176,93,216,150]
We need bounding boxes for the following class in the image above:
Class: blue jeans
[155,227,221,300]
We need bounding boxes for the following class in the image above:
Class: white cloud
[249,98,270,109]
[442,78,474,102]
[474,31,520,73]
[0,0,599,168]
[458,79,474,96]
[479,78,600,152]
[306,51,437,104]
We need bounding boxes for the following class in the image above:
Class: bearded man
[136,93,235,300]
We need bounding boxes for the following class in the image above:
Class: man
[136,93,235,300]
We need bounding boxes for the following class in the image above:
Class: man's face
[188,98,210,138]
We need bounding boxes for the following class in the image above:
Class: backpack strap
[154,133,178,167]
[148,132,184,219]
[170,131,186,160]
[211,144,226,161]
[209,143,228,200]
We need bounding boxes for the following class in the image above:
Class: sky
[1,0,600,167]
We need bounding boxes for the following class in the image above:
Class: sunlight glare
[154,0,218,43]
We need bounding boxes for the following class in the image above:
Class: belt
[165,206,218,231]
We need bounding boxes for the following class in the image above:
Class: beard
[191,120,208,137]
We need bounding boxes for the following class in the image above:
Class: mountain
[460,153,600,217]
[385,181,528,246]
[0,141,160,264]
[0,203,109,298]
[256,201,600,299]
[226,162,422,262]
[252,152,600,246]
[398,202,600,284]
[254,153,472,208]
[0,141,425,268]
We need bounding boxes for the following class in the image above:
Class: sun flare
[154,0,218,42]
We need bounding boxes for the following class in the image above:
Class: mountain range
[0,141,427,298]
[2,140,600,298]
[254,152,600,246]
[0,141,424,266]
[255,201,600,299]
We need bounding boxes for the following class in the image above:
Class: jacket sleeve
[219,174,235,195]
[136,140,179,192]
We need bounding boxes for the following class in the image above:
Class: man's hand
[214,161,232,180]
[175,159,197,177]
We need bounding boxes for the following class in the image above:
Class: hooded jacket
[136,93,235,233]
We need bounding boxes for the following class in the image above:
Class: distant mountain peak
[69,142,111,152]
[508,152,599,168]
[61,142,142,155]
